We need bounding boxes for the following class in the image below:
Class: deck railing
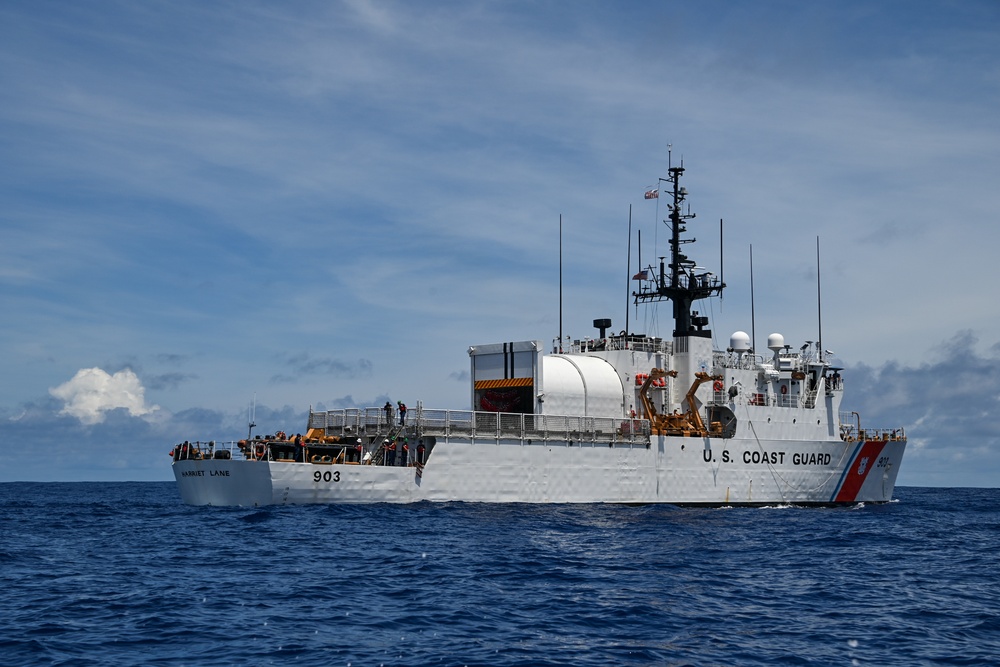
[309,408,651,446]
[837,411,906,442]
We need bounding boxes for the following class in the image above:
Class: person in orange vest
[384,438,396,466]
[398,401,407,425]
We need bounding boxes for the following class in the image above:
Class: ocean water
[0,485,996,667]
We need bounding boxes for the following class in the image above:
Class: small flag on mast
[644,189,658,199]
[632,270,649,280]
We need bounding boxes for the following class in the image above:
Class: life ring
[780,384,788,395]
[276,430,287,440]
[713,380,724,392]
[254,443,266,459]
[635,373,648,386]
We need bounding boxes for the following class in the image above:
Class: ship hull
[173,435,905,506]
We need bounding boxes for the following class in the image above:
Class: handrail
[310,408,651,445]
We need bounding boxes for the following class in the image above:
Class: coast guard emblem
[857,456,869,475]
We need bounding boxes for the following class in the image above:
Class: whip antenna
[248,393,256,440]
[817,236,823,361]
[750,244,756,355]
[625,206,632,335]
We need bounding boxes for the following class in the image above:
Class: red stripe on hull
[835,441,887,502]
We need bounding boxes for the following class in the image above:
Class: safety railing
[561,335,672,355]
[838,412,906,442]
[310,408,651,446]
[170,440,248,461]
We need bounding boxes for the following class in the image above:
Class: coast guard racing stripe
[833,441,887,503]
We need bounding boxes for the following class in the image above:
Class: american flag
[644,189,658,199]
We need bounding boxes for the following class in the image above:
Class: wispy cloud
[270,352,374,384]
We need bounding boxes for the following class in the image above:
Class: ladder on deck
[366,424,410,465]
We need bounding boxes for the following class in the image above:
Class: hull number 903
[313,470,341,483]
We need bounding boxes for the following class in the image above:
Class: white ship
[172,160,906,506]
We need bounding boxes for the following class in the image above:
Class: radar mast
[632,161,725,337]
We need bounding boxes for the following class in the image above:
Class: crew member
[384,439,395,466]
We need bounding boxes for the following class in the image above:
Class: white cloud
[49,368,160,425]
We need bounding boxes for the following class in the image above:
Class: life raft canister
[635,373,666,387]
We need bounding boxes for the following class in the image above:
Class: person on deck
[398,401,407,425]
[383,401,393,426]
[385,439,395,466]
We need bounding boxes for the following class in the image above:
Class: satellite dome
[730,331,751,352]
[767,333,785,352]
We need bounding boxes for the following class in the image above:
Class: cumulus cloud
[49,368,160,425]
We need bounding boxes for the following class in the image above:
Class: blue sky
[2,1,998,486]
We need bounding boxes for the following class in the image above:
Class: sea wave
[0,484,996,666]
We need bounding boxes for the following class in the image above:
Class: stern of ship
[173,459,274,506]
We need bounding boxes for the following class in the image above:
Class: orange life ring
[254,443,266,459]
[780,384,788,395]
[713,380,724,392]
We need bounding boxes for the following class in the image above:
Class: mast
[632,162,725,337]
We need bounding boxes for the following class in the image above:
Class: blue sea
[0,485,996,666]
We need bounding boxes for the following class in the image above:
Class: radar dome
[767,333,785,352]
[730,331,751,352]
